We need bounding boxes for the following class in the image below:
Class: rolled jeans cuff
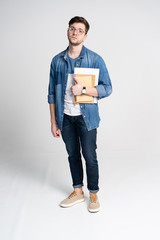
[73,184,84,188]
[89,189,99,193]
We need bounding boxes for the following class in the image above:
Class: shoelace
[68,191,77,199]
[90,195,97,203]
[68,191,83,199]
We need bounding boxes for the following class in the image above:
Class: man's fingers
[57,129,61,137]
[71,86,75,95]
[54,131,60,138]
[54,129,60,138]
[51,125,61,138]
[74,77,79,84]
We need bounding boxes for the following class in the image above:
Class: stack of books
[74,68,99,104]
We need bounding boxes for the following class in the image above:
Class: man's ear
[84,34,88,41]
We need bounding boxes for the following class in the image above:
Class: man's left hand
[71,78,83,96]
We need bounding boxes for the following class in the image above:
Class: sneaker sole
[88,207,100,213]
[59,198,85,208]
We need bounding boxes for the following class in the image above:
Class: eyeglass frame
[68,27,87,35]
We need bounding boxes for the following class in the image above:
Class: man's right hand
[51,123,61,138]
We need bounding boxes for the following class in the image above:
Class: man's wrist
[51,119,57,125]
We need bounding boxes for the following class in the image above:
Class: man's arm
[94,56,112,99]
[48,59,61,138]
[72,54,113,98]
[72,78,99,97]
[49,103,61,138]
[84,87,99,97]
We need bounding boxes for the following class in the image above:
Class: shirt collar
[64,45,86,60]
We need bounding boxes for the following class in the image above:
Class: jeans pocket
[62,114,71,130]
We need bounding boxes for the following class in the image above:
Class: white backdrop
[0,0,160,240]
[0,0,160,154]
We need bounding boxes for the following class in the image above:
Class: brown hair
[69,16,90,34]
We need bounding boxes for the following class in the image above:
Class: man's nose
[73,29,78,34]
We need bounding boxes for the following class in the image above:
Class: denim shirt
[48,45,112,131]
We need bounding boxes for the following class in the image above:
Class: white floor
[0,150,159,240]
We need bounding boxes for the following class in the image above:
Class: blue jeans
[61,114,99,193]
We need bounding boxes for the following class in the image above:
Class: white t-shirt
[64,73,81,116]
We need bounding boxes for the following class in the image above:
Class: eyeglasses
[68,27,86,35]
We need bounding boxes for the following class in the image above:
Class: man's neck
[68,44,83,59]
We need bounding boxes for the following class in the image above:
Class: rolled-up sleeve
[95,56,112,99]
[48,60,56,104]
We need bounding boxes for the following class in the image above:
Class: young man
[48,16,112,213]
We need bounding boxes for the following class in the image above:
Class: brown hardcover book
[74,74,95,104]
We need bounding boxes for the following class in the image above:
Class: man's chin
[69,40,81,46]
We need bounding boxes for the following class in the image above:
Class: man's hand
[51,123,61,138]
[71,78,83,96]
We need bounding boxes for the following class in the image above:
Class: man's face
[67,22,87,46]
